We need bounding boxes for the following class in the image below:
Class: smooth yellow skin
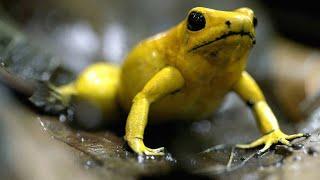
[56,63,120,120]
[56,7,304,155]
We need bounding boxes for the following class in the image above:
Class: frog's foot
[127,137,165,156]
[236,130,307,154]
[49,83,76,106]
[144,147,165,156]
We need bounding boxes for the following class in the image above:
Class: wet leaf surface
[3,95,317,180]
[38,115,176,178]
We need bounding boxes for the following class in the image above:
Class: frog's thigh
[56,63,120,115]
[125,66,184,155]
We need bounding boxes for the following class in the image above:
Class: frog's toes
[279,138,291,146]
[144,147,165,156]
[286,133,306,140]
[236,130,306,154]
[49,91,61,101]
[257,142,273,155]
[236,136,265,149]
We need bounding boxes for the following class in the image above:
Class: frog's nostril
[225,21,231,28]
[253,17,258,27]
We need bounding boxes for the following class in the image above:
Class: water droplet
[59,114,67,122]
[76,132,85,143]
[146,155,155,160]
[292,144,304,150]
[137,155,144,163]
[84,160,97,169]
[293,156,301,161]
[165,153,177,163]
[39,118,47,131]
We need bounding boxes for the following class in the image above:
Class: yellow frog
[55,7,306,155]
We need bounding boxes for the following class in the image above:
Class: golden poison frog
[55,7,306,155]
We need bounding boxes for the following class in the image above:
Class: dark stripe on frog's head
[188,31,255,52]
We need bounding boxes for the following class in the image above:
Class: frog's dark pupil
[253,16,258,27]
[187,11,206,31]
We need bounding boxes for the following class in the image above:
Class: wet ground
[2,80,320,180]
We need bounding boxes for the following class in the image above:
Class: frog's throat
[188,31,255,52]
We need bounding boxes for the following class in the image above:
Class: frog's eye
[253,16,258,28]
[187,11,206,31]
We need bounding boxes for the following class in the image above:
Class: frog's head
[180,7,256,62]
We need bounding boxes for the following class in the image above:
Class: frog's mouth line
[188,31,255,52]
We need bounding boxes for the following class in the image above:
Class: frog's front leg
[125,66,184,155]
[232,71,306,153]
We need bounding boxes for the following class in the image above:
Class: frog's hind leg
[56,62,121,122]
